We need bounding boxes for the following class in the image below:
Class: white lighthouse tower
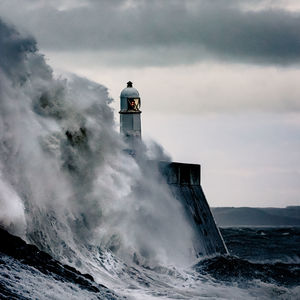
[119,81,141,154]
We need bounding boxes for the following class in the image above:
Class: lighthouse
[119,81,141,154]
[118,81,227,256]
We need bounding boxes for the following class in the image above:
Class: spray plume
[0,19,196,270]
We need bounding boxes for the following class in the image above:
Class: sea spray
[0,19,196,270]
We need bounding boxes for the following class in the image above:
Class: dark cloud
[1,0,300,65]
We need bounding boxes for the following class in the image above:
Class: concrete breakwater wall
[160,162,228,257]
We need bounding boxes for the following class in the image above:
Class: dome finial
[127,81,133,88]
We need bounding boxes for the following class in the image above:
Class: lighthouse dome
[120,81,139,98]
[120,87,139,98]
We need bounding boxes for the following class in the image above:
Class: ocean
[1,227,299,299]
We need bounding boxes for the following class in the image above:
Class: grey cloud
[1,0,300,65]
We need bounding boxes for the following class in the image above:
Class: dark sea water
[221,227,300,263]
[196,227,300,287]
[1,227,299,300]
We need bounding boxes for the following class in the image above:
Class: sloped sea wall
[160,162,228,257]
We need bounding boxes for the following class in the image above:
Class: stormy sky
[1,0,299,207]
